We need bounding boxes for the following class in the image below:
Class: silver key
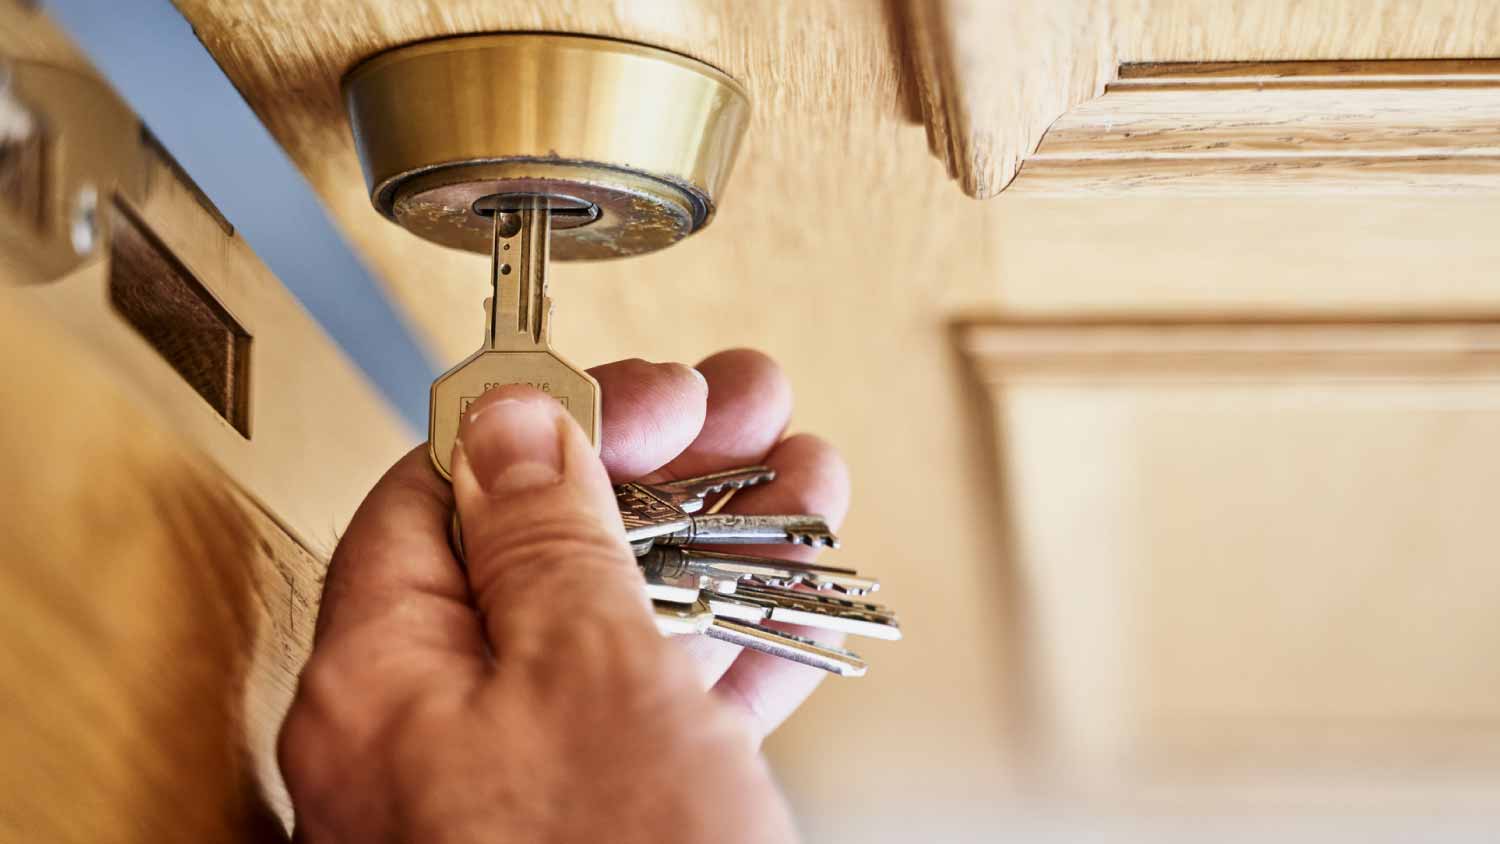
[617,466,776,546]
[642,546,879,595]
[620,466,777,515]
[705,617,867,677]
[714,584,902,641]
[639,545,740,596]
[618,482,694,547]
[428,196,601,480]
[648,513,839,551]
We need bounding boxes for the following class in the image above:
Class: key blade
[796,573,879,595]
[674,548,862,576]
[735,582,897,617]
[763,607,902,641]
[640,466,777,514]
[667,547,879,595]
[705,618,867,677]
[490,200,550,350]
[661,514,840,549]
[731,584,903,641]
[639,550,737,598]
[427,197,599,481]
[642,545,801,590]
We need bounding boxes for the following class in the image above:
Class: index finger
[313,446,481,654]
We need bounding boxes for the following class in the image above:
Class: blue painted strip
[46,0,434,427]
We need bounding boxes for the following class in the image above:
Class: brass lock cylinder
[342,34,750,260]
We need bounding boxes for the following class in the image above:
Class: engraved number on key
[429,196,601,480]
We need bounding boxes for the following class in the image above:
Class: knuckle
[780,430,835,456]
[613,357,655,377]
[279,651,371,758]
[793,433,852,485]
[767,434,853,522]
[718,347,789,388]
[513,623,700,720]
[700,348,793,423]
[468,511,633,606]
[277,668,346,799]
[278,649,426,806]
[558,614,673,683]
[293,652,357,723]
[714,347,781,375]
[499,593,665,683]
[275,708,316,786]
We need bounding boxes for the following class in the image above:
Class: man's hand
[277,350,848,843]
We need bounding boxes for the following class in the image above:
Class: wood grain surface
[1,10,407,836]
[169,0,1500,365]
[172,0,1500,198]
[0,287,296,843]
[1016,60,1500,194]
[898,0,1122,198]
[898,0,1500,195]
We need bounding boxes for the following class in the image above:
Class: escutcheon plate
[343,33,750,260]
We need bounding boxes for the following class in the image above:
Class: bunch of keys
[427,194,900,676]
[623,467,900,677]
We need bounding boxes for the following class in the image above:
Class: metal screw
[0,61,37,145]
[70,184,98,256]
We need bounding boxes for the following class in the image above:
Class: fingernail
[460,396,563,493]
[689,367,707,390]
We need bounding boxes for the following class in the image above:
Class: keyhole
[472,192,601,230]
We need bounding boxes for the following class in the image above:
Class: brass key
[429,195,601,481]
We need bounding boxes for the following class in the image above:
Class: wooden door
[7,1,1500,839]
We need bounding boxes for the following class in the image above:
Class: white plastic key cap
[428,196,600,480]
[653,599,714,636]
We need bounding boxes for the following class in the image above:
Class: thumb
[450,384,657,655]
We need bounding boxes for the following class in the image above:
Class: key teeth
[684,469,776,501]
[809,580,871,596]
[630,473,893,674]
[793,532,839,549]
[703,475,769,496]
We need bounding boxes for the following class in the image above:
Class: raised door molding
[896,0,1122,198]
[901,0,1500,196]
[1014,61,1500,195]
[960,319,1500,379]
[959,318,1500,801]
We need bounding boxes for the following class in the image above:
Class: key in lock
[429,195,601,480]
